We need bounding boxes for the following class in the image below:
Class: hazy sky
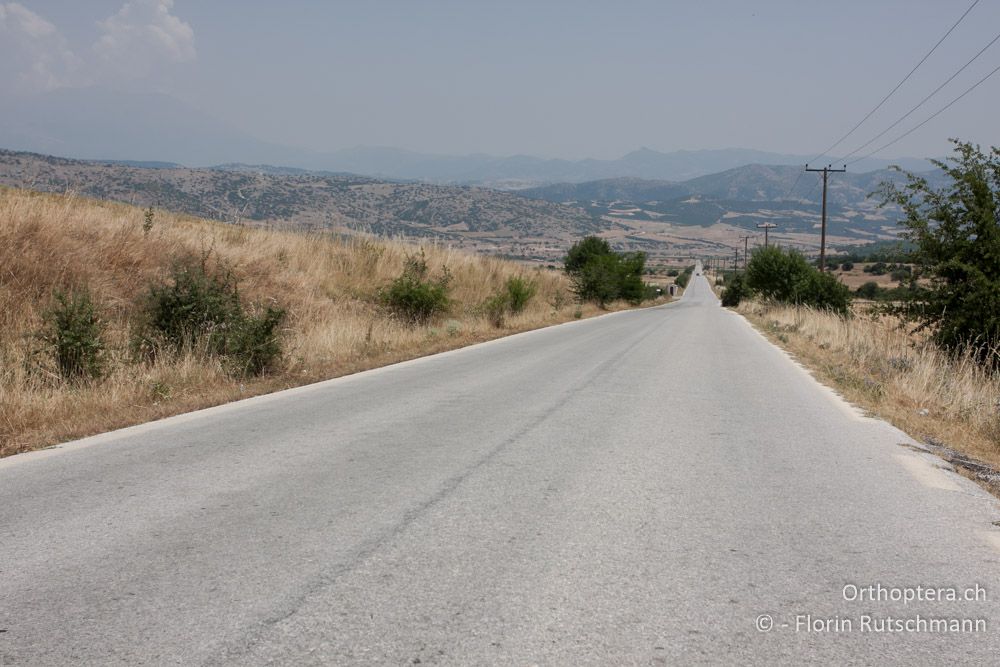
[4,0,1000,160]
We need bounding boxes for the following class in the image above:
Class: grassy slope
[737,301,1000,470]
[1,187,649,457]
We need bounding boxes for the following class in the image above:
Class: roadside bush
[880,140,1000,366]
[563,236,649,306]
[225,305,286,376]
[745,246,850,315]
[143,262,242,354]
[571,253,621,306]
[481,293,509,328]
[139,260,285,376]
[42,288,104,380]
[480,276,539,328]
[505,276,537,314]
[841,261,854,271]
[617,252,647,305]
[565,236,614,274]
[674,265,694,289]
[721,273,748,307]
[382,250,451,324]
[798,271,852,315]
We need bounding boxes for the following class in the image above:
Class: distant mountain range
[0,88,938,187]
[515,164,947,250]
[0,149,600,262]
[0,148,940,262]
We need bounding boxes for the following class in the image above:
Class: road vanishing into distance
[2,269,999,665]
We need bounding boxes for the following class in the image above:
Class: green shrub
[481,293,509,328]
[865,261,888,275]
[43,288,104,380]
[798,270,852,314]
[571,253,620,306]
[666,268,680,277]
[617,252,647,305]
[144,262,242,354]
[855,281,881,299]
[721,273,747,307]
[745,246,850,315]
[880,140,1000,366]
[225,305,285,376]
[505,276,537,314]
[674,265,694,289]
[139,260,285,376]
[564,237,649,306]
[382,250,451,324]
[564,236,614,274]
[840,261,854,271]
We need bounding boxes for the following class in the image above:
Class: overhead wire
[840,30,1000,162]
[809,0,980,164]
[847,61,1000,165]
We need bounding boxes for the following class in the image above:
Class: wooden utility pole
[805,164,846,272]
[756,222,776,247]
[738,235,751,270]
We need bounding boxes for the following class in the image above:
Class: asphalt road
[2,269,999,665]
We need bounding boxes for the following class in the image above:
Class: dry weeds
[0,187,654,457]
[739,300,1000,469]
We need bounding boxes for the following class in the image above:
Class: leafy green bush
[505,276,537,314]
[674,265,694,289]
[745,246,850,315]
[225,305,285,376]
[43,288,104,380]
[855,281,881,299]
[144,263,242,354]
[879,140,1000,366]
[666,268,680,277]
[139,260,285,376]
[563,237,649,306]
[721,273,747,307]
[481,293,509,328]
[617,252,647,305]
[840,261,854,271]
[565,236,614,274]
[382,250,451,324]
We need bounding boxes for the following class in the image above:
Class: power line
[847,61,1000,165]
[841,30,1000,162]
[810,0,981,164]
[779,169,805,201]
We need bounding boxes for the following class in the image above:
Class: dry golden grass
[1,187,653,457]
[738,300,1000,468]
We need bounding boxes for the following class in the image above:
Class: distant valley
[0,148,940,263]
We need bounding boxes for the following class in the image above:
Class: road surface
[2,269,999,665]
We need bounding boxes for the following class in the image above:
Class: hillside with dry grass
[0,187,654,457]
[0,149,601,263]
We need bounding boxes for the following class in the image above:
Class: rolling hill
[0,149,600,262]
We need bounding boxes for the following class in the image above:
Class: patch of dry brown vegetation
[0,187,654,457]
[739,300,1000,469]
